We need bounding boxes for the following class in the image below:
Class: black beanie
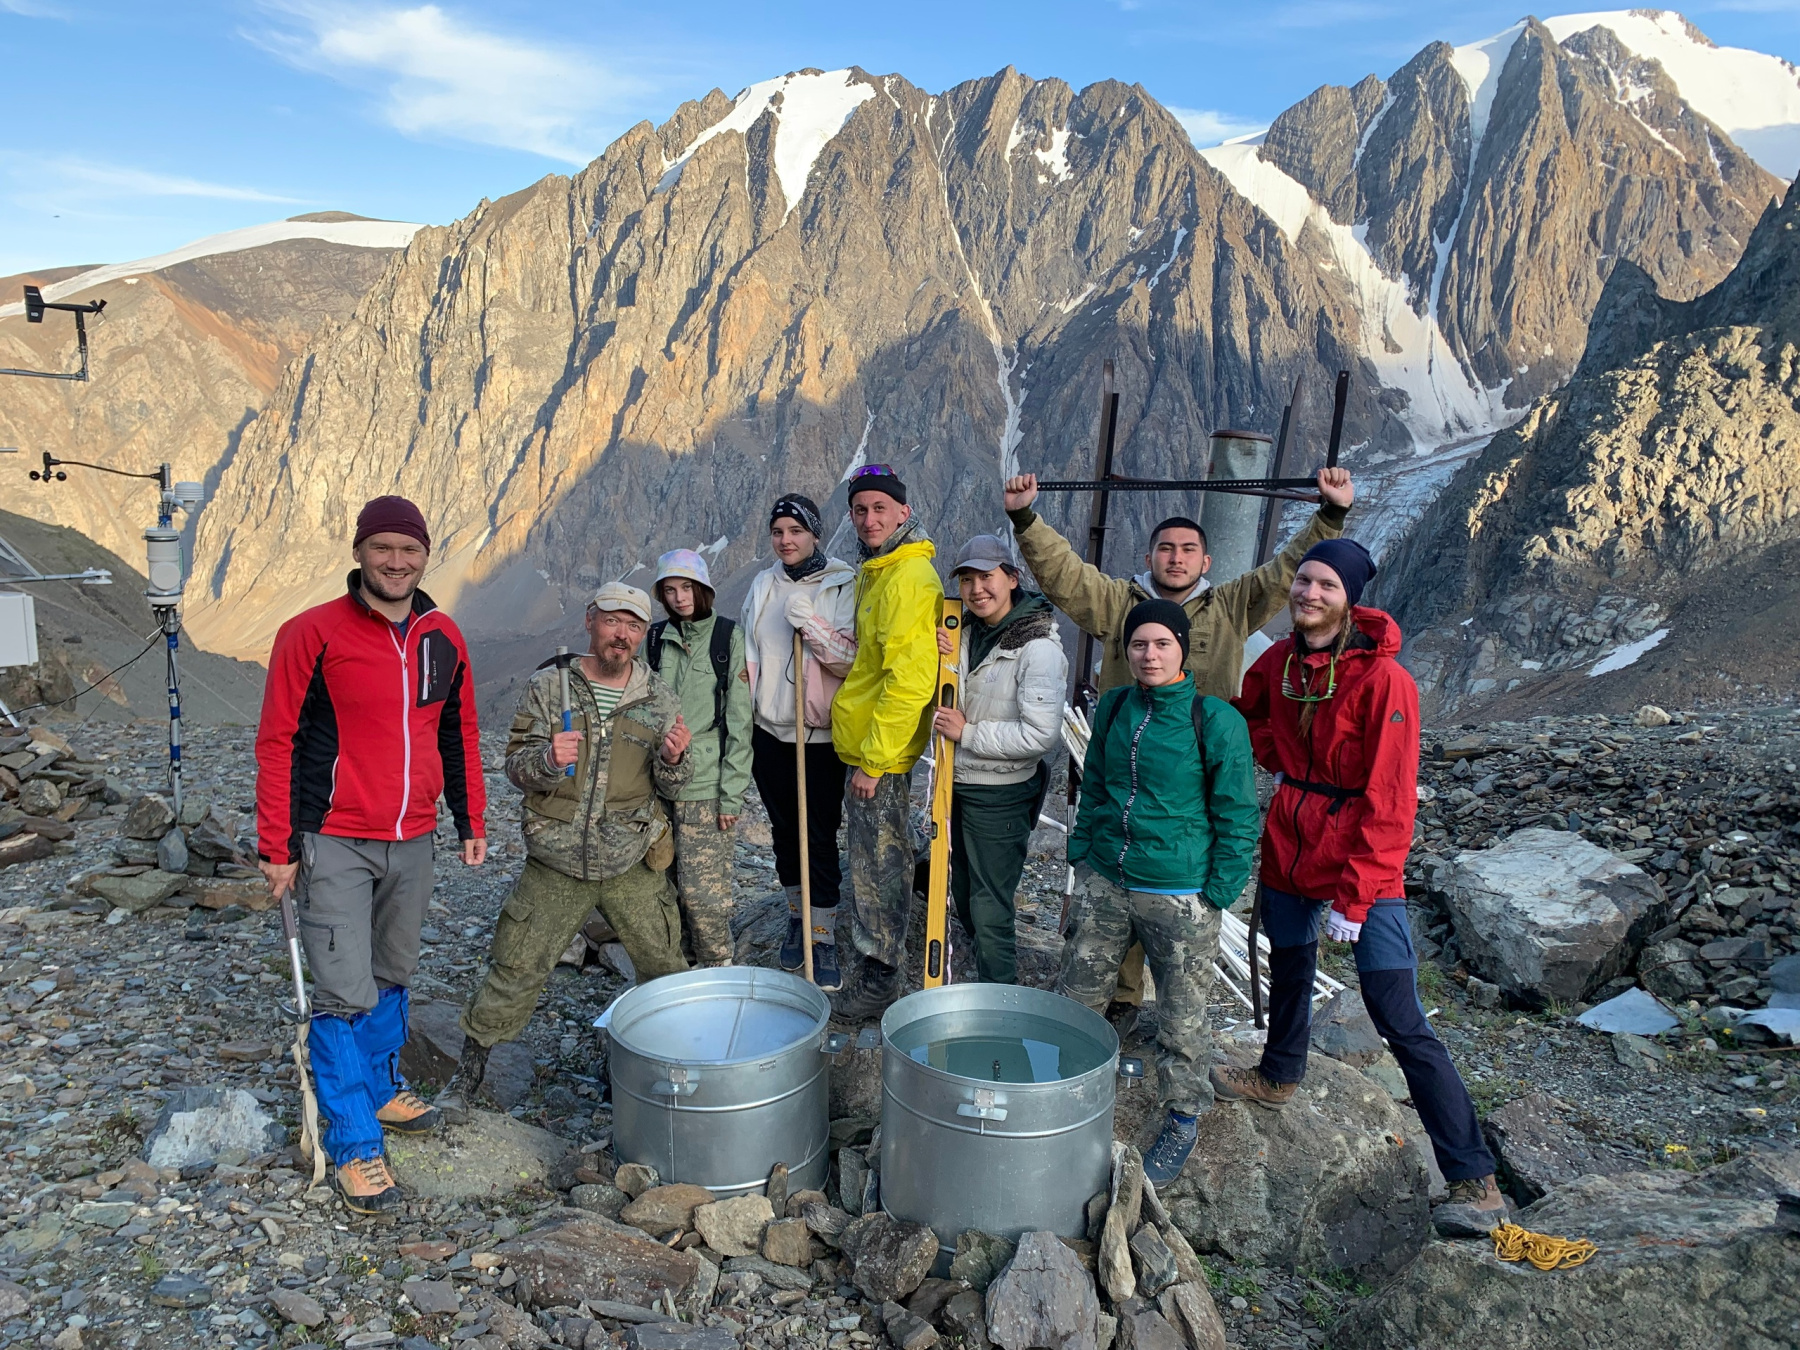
[1122,598,1191,662]
[846,465,907,506]
[1299,538,1377,609]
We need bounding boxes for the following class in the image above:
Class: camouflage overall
[669,799,737,966]
[844,769,913,969]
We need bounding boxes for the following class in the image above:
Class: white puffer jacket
[955,597,1068,785]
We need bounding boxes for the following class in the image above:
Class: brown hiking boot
[1209,1064,1298,1109]
[1433,1175,1507,1237]
[375,1090,441,1135]
[333,1156,401,1215]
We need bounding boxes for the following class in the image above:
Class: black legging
[750,726,845,909]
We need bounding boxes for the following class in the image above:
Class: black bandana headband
[770,494,824,539]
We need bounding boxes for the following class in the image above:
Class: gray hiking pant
[296,832,434,1018]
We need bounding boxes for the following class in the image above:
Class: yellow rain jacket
[832,537,944,776]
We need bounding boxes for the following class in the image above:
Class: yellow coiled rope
[1491,1221,1598,1270]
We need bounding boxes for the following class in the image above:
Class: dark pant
[950,768,1044,984]
[1257,885,1496,1184]
[751,726,845,910]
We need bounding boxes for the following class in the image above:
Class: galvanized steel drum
[606,967,841,1198]
[880,983,1119,1243]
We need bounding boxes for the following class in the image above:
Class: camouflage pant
[461,857,688,1048]
[669,798,736,966]
[1056,875,1221,1114]
[844,769,912,969]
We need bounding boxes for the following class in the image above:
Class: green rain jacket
[1070,674,1260,906]
[650,614,754,814]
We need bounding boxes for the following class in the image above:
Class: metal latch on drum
[957,1088,1008,1121]
[653,1066,699,1097]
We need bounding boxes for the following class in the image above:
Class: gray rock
[570,1183,629,1220]
[948,1229,1015,1292]
[185,807,241,860]
[268,1287,326,1327]
[385,1110,571,1200]
[882,1300,942,1350]
[1095,1313,1116,1350]
[69,1202,134,1229]
[1162,1053,1430,1278]
[839,1147,870,1217]
[761,1217,813,1267]
[984,1230,1100,1350]
[1159,1282,1228,1350]
[495,1211,699,1311]
[1336,1153,1800,1350]
[400,1279,459,1316]
[121,794,176,840]
[625,1327,739,1350]
[1127,1225,1178,1298]
[1113,1304,1183,1350]
[721,1254,814,1292]
[1309,988,1387,1067]
[90,868,188,913]
[149,1273,212,1309]
[614,1162,661,1199]
[765,1160,790,1218]
[156,828,189,875]
[1445,828,1666,1005]
[800,1200,852,1246]
[177,793,211,826]
[840,1211,939,1304]
[943,1290,992,1350]
[17,779,61,817]
[0,1280,26,1320]
[906,1278,968,1327]
[1640,938,1708,1002]
[1481,1092,1637,1203]
[620,1184,716,1235]
[143,1087,286,1168]
[693,1194,773,1258]
[111,837,159,866]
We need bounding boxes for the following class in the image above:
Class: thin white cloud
[36,158,305,203]
[1169,107,1267,148]
[0,1,68,17]
[257,3,644,164]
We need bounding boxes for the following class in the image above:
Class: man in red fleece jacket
[256,496,487,1214]
[1228,538,1505,1239]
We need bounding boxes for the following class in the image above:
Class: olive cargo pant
[461,857,688,1048]
[950,771,1043,985]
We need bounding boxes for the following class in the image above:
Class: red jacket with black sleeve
[256,572,487,865]
[1233,607,1419,924]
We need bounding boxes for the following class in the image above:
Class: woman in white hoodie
[741,494,858,990]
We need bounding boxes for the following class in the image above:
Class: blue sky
[4,1,1799,274]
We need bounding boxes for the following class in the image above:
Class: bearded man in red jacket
[256,496,487,1214]
[1226,538,1505,1239]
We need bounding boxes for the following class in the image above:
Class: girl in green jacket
[1057,599,1260,1186]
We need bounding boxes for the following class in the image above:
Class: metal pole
[793,631,814,983]
[557,647,575,777]
[160,609,184,818]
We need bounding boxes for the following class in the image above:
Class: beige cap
[587,581,652,622]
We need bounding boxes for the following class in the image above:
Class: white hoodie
[740,558,858,744]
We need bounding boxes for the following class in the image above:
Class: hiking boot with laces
[1142,1110,1200,1186]
[375,1090,441,1135]
[1432,1175,1506,1237]
[832,958,901,1023]
[779,888,805,971]
[1210,1064,1298,1109]
[811,931,843,993]
[434,1040,490,1125]
[334,1156,401,1215]
[1105,1001,1141,1045]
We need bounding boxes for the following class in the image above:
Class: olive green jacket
[504,659,692,882]
[649,615,753,814]
[1008,504,1348,697]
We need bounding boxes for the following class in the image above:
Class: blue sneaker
[811,935,843,993]
[778,889,804,971]
[1142,1111,1199,1187]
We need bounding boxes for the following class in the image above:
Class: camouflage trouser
[669,798,736,966]
[845,769,912,969]
[1056,875,1221,1115]
[461,857,688,1048]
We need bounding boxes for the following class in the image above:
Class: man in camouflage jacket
[440,583,692,1120]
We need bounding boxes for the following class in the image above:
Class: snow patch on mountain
[0,218,421,315]
[1449,22,1526,165]
[1200,143,1511,451]
[659,69,876,217]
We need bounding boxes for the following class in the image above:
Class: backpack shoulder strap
[709,619,735,761]
[1191,693,1212,778]
[646,620,667,673]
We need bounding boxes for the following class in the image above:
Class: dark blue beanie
[1299,538,1377,608]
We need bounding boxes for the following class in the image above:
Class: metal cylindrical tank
[1199,430,1275,585]
[607,967,842,1198]
[879,984,1119,1243]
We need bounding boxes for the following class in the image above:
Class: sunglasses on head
[848,464,895,479]
[1280,650,1339,703]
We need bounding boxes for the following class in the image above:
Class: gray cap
[587,581,652,622]
[952,534,1016,575]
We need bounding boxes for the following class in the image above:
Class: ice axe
[278,889,327,1186]
[557,646,576,777]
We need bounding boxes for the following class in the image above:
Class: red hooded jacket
[256,572,486,865]
[1234,607,1418,924]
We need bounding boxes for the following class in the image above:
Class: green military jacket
[1008,503,1347,697]
[649,614,753,814]
[505,658,692,882]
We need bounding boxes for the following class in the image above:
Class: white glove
[1325,911,1362,943]
[783,590,816,630]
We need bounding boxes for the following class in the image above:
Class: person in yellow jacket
[831,464,943,1019]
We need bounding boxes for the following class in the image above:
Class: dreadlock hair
[1296,618,1357,741]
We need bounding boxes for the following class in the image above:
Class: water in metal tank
[891,1009,1111,1083]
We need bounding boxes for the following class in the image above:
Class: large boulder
[143,1087,287,1168]
[386,1110,573,1200]
[1337,1149,1800,1349]
[1480,1093,1636,1204]
[1445,829,1666,1005]
[984,1230,1100,1350]
[496,1210,700,1311]
[1160,1053,1431,1277]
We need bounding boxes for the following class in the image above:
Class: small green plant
[1224,1271,1262,1300]
[1199,1258,1225,1291]
[137,1249,164,1281]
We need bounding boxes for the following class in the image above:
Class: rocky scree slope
[1375,165,1800,715]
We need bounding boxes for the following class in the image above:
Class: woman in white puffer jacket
[932,534,1069,983]
[741,494,859,991]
